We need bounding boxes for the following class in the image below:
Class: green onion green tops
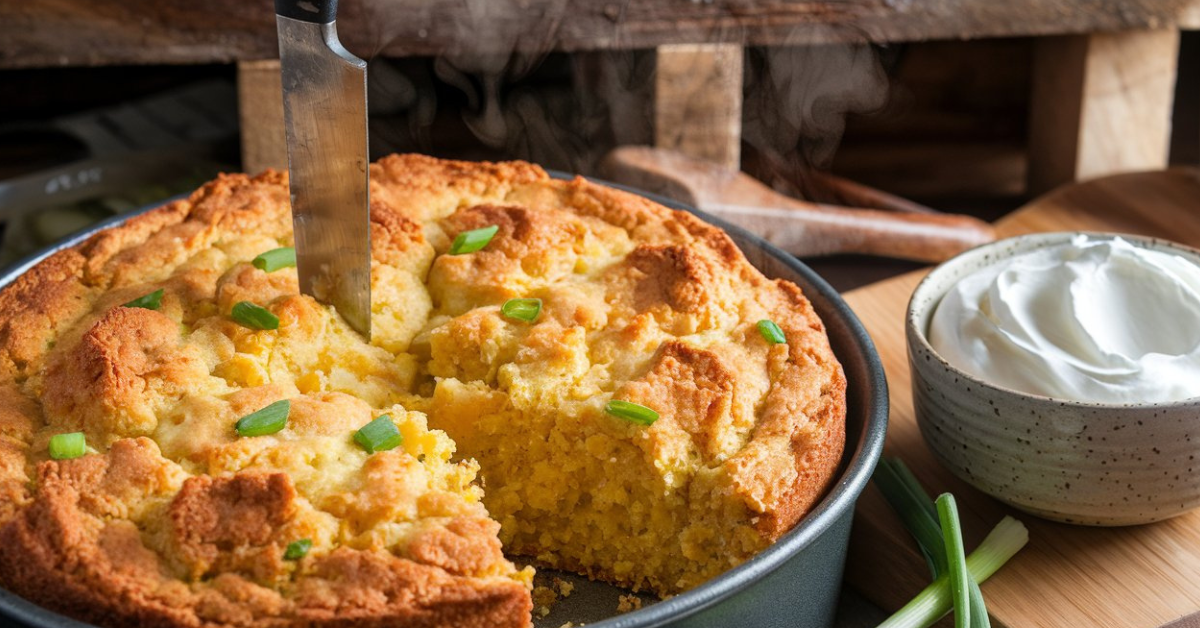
[235,399,290,437]
[354,415,404,454]
[231,301,280,330]
[604,400,659,426]
[123,289,164,311]
[501,298,542,322]
[48,432,87,460]
[252,247,297,272]
[757,319,786,345]
[284,539,312,560]
[449,225,499,255]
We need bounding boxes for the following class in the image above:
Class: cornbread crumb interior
[0,155,845,628]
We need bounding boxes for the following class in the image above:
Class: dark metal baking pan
[0,173,888,628]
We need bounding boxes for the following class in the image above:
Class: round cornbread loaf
[0,155,846,627]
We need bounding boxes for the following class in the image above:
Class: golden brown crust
[0,154,844,624]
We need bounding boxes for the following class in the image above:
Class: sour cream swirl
[929,235,1200,404]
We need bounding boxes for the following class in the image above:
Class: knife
[275,0,371,337]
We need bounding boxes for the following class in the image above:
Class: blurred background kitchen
[2,1,1199,291]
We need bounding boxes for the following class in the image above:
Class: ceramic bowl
[906,231,1200,526]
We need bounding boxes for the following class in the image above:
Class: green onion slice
[501,298,542,322]
[448,225,499,255]
[284,538,312,560]
[49,432,87,460]
[252,247,296,272]
[605,400,659,426]
[354,414,403,454]
[757,319,786,345]
[231,301,280,330]
[235,399,290,437]
[124,289,164,311]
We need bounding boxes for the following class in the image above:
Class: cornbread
[0,154,846,627]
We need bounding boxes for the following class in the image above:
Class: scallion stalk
[874,458,1024,628]
[873,459,945,575]
[876,515,1029,628]
[936,493,971,628]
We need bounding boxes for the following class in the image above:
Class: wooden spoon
[601,146,996,263]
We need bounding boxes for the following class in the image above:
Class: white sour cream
[929,235,1200,404]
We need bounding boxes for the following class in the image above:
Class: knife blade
[275,0,371,337]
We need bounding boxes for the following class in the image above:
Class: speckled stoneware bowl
[907,231,1200,526]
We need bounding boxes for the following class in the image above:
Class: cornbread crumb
[617,595,644,613]
[0,155,846,628]
[553,577,575,598]
[532,584,558,608]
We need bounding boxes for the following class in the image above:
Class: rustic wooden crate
[2,0,1196,198]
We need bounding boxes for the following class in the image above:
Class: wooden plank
[236,59,287,174]
[654,44,743,170]
[2,0,1199,69]
[1028,29,1180,194]
[843,168,1200,628]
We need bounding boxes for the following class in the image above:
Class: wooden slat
[236,60,287,174]
[3,0,1200,69]
[654,44,743,170]
[843,169,1200,628]
[1027,29,1181,194]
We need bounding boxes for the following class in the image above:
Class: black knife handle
[275,0,337,23]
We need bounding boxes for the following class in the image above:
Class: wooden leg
[1028,29,1180,194]
[237,59,288,174]
[654,43,744,170]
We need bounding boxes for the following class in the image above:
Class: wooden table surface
[841,168,1200,627]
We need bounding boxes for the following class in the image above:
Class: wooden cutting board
[841,168,1200,627]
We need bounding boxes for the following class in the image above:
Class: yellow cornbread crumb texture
[0,154,845,627]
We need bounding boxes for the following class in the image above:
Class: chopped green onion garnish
[449,225,499,254]
[231,301,279,330]
[936,494,971,628]
[353,415,403,454]
[604,400,659,426]
[124,289,164,311]
[48,432,86,460]
[284,538,312,560]
[757,319,786,344]
[235,399,290,437]
[501,298,542,322]
[252,247,296,272]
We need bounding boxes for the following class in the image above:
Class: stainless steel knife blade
[276,0,371,337]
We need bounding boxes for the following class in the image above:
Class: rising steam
[356,4,888,177]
